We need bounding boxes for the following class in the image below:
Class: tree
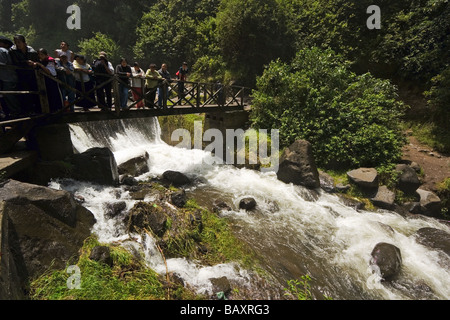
[215,0,292,86]
[78,32,121,64]
[251,47,406,169]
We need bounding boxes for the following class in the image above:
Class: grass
[164,198,258,269]
[403,120,450,154]
[29,236,199,300]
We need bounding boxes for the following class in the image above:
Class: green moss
[163,198,257,269]
[29,236,196,300]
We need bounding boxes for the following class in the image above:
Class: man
[157,63,171,107]
[176,62,189,100]
[0,35,20,117]
[56,53,76,112]
[9,34,40,114]
[92,52,113,110]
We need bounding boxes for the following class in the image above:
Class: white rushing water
[50,118,450,300]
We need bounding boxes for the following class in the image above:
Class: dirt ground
[402,134,450,192]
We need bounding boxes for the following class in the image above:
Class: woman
[131,62,145,109]
[34,48,63,113]
[73,54,96,111]
[145,63,162,108]
[115,58,132,110]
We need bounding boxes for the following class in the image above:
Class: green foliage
[437,178,450,217]
[78,32,121,64]
[284,275,313,300]
[251,47,406,169]
[425,66,450,126]
[29,236,173,300]
[216,0,292,86]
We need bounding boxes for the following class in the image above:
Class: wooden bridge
[0,65,249,155]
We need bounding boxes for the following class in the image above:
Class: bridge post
[35,70,50,114]
[204,110,250,163]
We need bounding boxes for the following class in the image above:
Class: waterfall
[51,117,450,300]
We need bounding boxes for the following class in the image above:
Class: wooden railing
[0,64,248,124]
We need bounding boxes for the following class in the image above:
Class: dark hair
[14,34,26,43]
[149,63,157,68]
[133,62,140,67]
[120,57,127,63]
[38,48,48,55]
[61,40,69,47]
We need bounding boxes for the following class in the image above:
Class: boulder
[212,199,232,214]
[371,186,396,210]
[0,180,96,300]
[104,201,127,218]
[395,164,421,195]
[127,202,167,237]
[118,152,150,177]
[162,170,191,187]
[210,276,232,296]
[120,175,138,186]
[413,228,450,256]
[416,189,442,218]
[276,140,320,189]
[70,147,119,186]
[171,190,187,208]
[347,168,379,190]
[370,242,402,281]
[319,170,335,193]
[239,197,257,211]
[89,246,113,267]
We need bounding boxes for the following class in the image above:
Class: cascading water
[50,117,450,300]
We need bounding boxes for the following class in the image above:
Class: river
[49,117,450,300]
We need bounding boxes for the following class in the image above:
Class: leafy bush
[78,32,121,64]
[425,66,450,126]
[250,47,407,169]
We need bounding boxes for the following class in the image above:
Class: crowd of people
[0,34,190,120]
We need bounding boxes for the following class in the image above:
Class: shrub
[251,47,407,169]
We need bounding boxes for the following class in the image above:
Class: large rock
[170,190,187,208]
[370,242,402,281]
[395,164,421,195]
[239,197,257,211]
[276,140,320,189]
[162,170,191,187]
[413,228,450,256]
[371,186,396,210]
[127,202,167,237]
[416,189,442,218]
[0,180,96,299]
[347,168,379,190]
[118,152,150,177]
[70,147,119,186]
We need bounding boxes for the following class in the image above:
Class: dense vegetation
[1,0,449,165]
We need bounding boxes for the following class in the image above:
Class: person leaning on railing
[32,48,63,113]
[0,35,21,118]
[115,58,132,110]
[9,34,40,115]
[131,62,145,109]
[145,63,162,108]
[73,54,96,111]
[56,53,76,112]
